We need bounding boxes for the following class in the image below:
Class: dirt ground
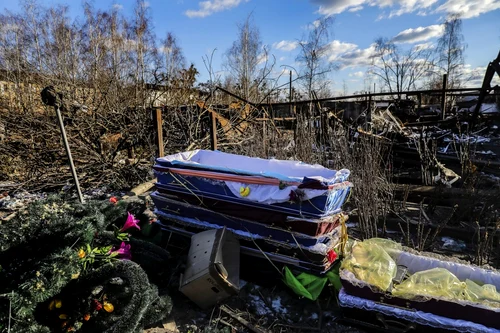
[144,274,365,333]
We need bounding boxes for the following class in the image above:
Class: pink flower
[121,212,141,232]
[111,242,132,260]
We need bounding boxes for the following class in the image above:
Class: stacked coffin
[151,150,352,274]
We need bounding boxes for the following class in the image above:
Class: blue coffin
[154,150,352,218]
[151,191,340,248]
[160,223,334,274]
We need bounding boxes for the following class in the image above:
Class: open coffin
[154,150,352,218]
[340,238,500,330]
[338,288,499,333]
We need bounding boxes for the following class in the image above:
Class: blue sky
[2,0,500,94]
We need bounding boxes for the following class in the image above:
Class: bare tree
[371,38,433,99]
[436,14,467,88]
[0,0,202,190]
[296,16,335,99]
[161,32,186,83]
[224,14,274,102]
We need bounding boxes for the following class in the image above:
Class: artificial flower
[120,212,141,232]
[93,300,103,311]
[103,301,114,313]
[327,250,337,263]
[110,242,132,260]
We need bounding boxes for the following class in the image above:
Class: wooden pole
[441,73,447,120]
[209,111,217,151]
[367,93,372,124]
[417,92,422,114]
[262,114,267,156]
[55,105,84,203]
[289,70,293,116]
[153,107,164,158]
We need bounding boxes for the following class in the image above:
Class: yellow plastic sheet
[392,267,466,300]
[341,239,397,292]
[343,238,500,309]
[464,279,500,307]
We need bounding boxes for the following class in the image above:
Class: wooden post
[417,93,422,114]
[367,93,372,124]
[441,74,447,120]
[289,70,293,116]
[262,115,267,157]
[209,111,217,151]
[153,107,164,158]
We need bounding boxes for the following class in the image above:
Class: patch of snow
[477,150,496,155]
[271,297,288,314]
[441,236,466,252]
[248,294,270,316]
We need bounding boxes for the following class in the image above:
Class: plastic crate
[179,227,240,309]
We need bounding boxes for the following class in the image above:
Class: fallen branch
[220,305,270,333]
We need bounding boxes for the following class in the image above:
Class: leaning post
[41,86,84,204]
[152,107,164,158]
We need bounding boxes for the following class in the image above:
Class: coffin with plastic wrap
[340,238,500,330]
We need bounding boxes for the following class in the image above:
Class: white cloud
[348,5,364,12]
[325,40,358,62]
[458,64,500,87]
[112,3,123,10]
[257,52,268,65]
[312,0,366,15]
[387,0,438,17]
[279,56,286,61]
[349,71,364,77]
[185,0,248,18]
[310,0,500,18]
[311,0,437,16]
[435,0,500,19]
[273,40,299,51]
[337,43,379,69]
[414,42,434,51]
[392,24,444,44]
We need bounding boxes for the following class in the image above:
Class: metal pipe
[54,105,84,203]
